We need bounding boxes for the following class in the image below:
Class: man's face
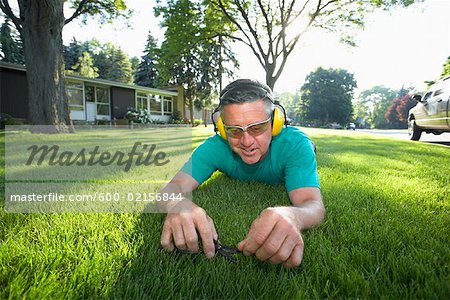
[223,100,272,164]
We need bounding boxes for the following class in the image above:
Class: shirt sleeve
[180,136,222,185]
[284,136,320,192]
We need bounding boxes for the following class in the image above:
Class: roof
[0,61,178,96]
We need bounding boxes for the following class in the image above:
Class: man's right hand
[160,204,218,258]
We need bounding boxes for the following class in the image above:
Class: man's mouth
[242,148,256,155]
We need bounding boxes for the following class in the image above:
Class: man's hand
[160,203,218,258]
[237,207,304,268]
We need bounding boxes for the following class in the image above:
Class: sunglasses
[224,117,272,139]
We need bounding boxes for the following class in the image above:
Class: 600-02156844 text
[8,192,184,202]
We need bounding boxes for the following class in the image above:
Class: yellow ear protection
[211,95,288,140]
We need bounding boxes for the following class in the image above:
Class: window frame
[66,81,85,112]
[85,84,111,119]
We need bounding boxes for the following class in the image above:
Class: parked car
[408,76,450,140]
[347,122,356,130]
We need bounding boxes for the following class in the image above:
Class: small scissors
[213,238,242,263]
[174,235,242,263]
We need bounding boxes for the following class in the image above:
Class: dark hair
[219,79,274,116]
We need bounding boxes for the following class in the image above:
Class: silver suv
[408,76,450,140]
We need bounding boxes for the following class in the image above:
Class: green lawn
[0,127,449,298]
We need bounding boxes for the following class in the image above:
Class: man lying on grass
[160,79,325,268]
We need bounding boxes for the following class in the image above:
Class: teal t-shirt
[181,127,320,192]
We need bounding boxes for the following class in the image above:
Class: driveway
[357,129,450,147]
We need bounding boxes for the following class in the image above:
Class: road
[357,129,450,147]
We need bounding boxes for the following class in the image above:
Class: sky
[58,0,450,95]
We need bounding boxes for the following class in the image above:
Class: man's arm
[159,171,218,258]
[237,187,324,268]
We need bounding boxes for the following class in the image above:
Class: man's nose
[240,131,254,147]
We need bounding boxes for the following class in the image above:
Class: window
[66,82,84,111]
[85,85,110,117]
[163,96,173,115]
[85,86,95,102]
[136,92,174,116]
[136,92,149,110]
[423,91,432,101]
[150,95,162,114]
[434,89,444,97]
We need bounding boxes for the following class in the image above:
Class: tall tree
[156,0,237,125]
[68,51,98,78]
[0,18,24,64]
[299,67,356,126]
[105,46,133,84]
[157,0,201,125]
[63,37,83,70]
[134,31,159,88]
[0,1,129,131]
[212,0,422,89]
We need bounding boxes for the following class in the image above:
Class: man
[160,79,324,268]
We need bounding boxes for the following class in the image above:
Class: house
[0,62,185,123]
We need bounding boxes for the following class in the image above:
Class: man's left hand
[237,207,304,268]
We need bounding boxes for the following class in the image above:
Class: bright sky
[60,0,449,95]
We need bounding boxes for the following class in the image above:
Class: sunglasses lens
[226,127,244,138]
[247,122,270,136]
[224,118,271,138]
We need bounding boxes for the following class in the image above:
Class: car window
[434,89,444,96]
[423,91,433,101]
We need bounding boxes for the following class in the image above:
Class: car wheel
[408,119,422,141]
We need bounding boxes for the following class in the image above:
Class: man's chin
[239,153,261,165]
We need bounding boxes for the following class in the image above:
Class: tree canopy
[211,0,423,89]
[0,17,24,64]
[155,0,238,125]
[134,31,159,88]
[299,67,356,126]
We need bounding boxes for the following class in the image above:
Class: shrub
[170,110,183,124]
[0,113,17,129]
[193,119,203,127]
[124,108,152,124]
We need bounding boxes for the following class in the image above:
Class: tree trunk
[189,95,194,126]
[21,0,71,132]
[266,64,276,90]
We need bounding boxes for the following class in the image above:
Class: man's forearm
[289,198,325,231]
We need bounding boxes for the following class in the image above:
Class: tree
[156,0,237,125]
[105,46,133,84]
[278,91,299,122]
[212,0,422,89]
[356,86,397,128]
[385,93,415,128]
[63,37,83,71]
[299,67,356,126]
[0,0,129,131]
[134,31,159,88]
[0,18,24,64]
[440,56,450,78]
[68,51,98,78]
